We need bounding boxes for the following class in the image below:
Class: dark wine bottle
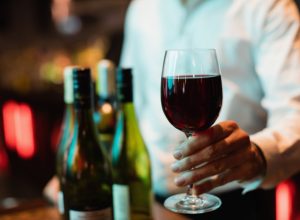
[63,67,113,220]
[112,68,153,220]
[56,66,76,216]
[95,59,117,154]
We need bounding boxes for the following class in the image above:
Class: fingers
[43,176,60,204]
[173,121,239,160]
[171,121,266,195]
[172,125,250,173]
[174,147,252,187]
[194,162,256,195]
[202,120,239,143]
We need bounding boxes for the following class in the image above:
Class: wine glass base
[164,193,221,214]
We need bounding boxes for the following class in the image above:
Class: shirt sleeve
[250,0,300,189]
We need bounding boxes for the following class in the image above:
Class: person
[120,0,300,218]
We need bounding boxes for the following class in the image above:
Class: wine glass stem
[183,133,202,203]
[187,184,196,196]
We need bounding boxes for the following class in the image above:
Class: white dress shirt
[120,0,300,195]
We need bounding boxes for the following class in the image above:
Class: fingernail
[174,176,185,186]
[171,162,180,172]
[174,151,183,159]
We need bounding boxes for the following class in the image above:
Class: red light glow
[2,101,17,150]
[0,146,9,171]
[276,181,295,220]
[2,101,35,159]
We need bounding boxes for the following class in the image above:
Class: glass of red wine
[161,48,223,214]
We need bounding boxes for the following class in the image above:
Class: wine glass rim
[165,48,216,52]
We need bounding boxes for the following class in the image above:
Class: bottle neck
[119,102,138,127]
[72,67,96,133]
[74,87,95,129]
[118,90,133,103]
[97,60,116,99]
[117,82,134,121]
[63,103,75,124]
[65,103,74,112]
[64,66,74,104]
[116,68,134,115]
[117,81,133,104]
[120,101,134,111]
[75,107,96,134]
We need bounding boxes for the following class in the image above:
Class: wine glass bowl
[161,74,222,134]
[160,49,223,214]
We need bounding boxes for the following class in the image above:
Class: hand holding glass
[161,49,223,214]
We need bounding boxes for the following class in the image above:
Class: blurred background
[0,0,128,210]
[0,0,300,219]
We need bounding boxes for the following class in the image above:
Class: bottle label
[69,208,112,220]
[113,184,130,220]
[58,191,64,214]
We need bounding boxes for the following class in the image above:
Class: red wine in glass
[160,48,223,214]
[161,74,222,134]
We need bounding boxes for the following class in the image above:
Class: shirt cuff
[240,175,264,194]
[250,129,281,189]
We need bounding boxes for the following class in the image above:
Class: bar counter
[0,199,189,220]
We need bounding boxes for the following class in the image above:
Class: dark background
[0,0,128,199]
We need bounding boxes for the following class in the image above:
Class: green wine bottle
[112,68,153,220]
[63,67,113,220]
[56,66,76,216]
[95,59,117,155]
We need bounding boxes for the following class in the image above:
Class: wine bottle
[63,67,113,220]
[112,68,153,220]
[56,66,76,216]
[95,59,117,154]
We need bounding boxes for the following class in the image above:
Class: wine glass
[161,48,223,214]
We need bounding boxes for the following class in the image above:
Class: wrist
[239,142,267,194]
[252,141,267,178]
